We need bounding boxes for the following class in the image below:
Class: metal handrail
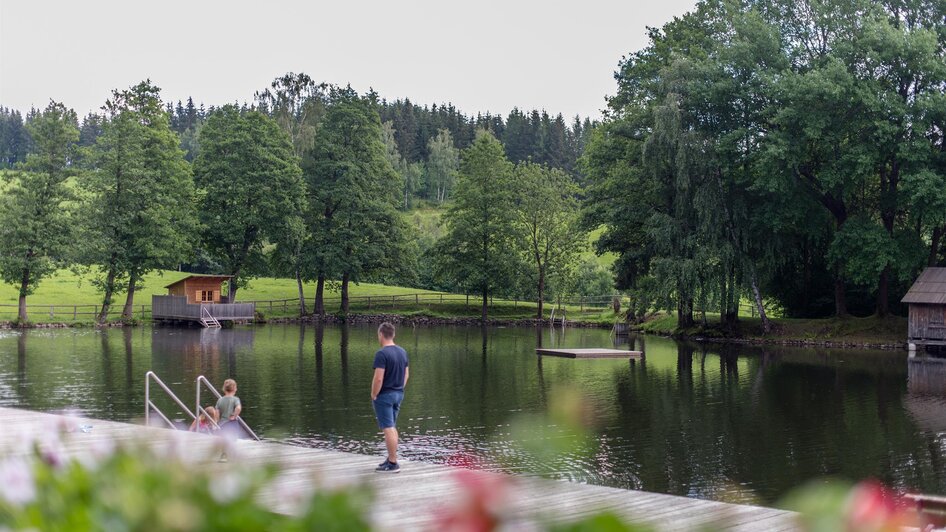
[145,371,197,429]
[196,375,260,441]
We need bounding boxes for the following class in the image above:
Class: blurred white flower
[0,458,35,506]
[209,470,248,504]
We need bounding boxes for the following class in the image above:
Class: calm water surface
[0,323,943,505]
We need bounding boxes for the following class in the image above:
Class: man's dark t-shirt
[373,345,409,393]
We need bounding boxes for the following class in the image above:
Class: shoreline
[2,314,908,350]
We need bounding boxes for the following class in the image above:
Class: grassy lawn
[635,311,907,345]
[0,269,621,325]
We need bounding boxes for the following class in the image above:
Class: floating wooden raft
[536,348,643,359]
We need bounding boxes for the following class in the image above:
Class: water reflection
[0,324,941,504]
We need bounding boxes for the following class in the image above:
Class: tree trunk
[18,267,29,323]
[314,274,326,315]
[750,272,771,334]
[876,265,890,318]
[97,262,117,324]
[228,276,239,303]
[929,224,941,265]
[121,271,139,321]
[340,272,349,314]
[536,268,545,319]
[481,287,488,322]
[677,297,694,328]
[296,268,307,316]
[834,269,848,318]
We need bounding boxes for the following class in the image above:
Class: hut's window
[199,290,214,302]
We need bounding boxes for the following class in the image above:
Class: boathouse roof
[164,274,233,289]
[902,268,946,304]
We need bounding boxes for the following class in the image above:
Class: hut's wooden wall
[909,303,946,342]
[168,279,225,304]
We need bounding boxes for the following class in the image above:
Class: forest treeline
[2,0,945,328]
[0,77,602,323]
[584,0,946,328]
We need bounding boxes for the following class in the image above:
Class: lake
[0,323,943,506]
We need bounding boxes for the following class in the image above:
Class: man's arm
[371,368,385,400]
[404,367,409,389]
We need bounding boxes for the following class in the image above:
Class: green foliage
[193,105,304,300]
[0,438,370,531]
[0,101,78,321]
[79,81,195,321]
[434,130,519,318]
[514,162,586,315]
[587,0,946,322]
[424,129,459,203]
[303,89,414,309]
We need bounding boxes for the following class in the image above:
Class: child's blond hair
[223,379,238,393]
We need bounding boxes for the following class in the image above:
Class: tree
[0,101,78,322]
[81,81,195,323]
[193,105,304,302]
[304,89,409,314]
[425,129,459,203]
[514,162,584,318]
[255,73,328,315]
[434,130,519,320]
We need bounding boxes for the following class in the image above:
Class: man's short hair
[378,322,396,339]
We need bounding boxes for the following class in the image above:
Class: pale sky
[1,0,696,120]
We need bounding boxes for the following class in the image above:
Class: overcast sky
[1,0,695,120]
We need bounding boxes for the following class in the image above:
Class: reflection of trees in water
[16,332,27,401]
[601,340,943,503]
[149,327,256,381]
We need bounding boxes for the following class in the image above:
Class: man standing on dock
[371,322,409,473]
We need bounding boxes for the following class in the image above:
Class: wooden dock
[537,347,644,359]
[0,407,798,530]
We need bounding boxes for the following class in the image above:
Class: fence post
[580,297,584,313]
[367,297,371,310]
[415,294,419,304]
[269,300,273,312]
[440,293,444,304]
[73,306,77,321]
[50,306,54,319]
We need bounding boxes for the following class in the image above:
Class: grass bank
[634,311,907,348]
[0,269,620,326]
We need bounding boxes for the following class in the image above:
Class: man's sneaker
[375,460,400,473]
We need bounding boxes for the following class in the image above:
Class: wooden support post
[367,297,371,309]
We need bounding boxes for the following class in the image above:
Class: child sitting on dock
[189,406,219,434]
[215,379,242,426]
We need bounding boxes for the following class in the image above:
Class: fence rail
[0,293,630,321]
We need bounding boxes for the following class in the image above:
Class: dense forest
[1,0,944,328]
[584,0,946,326]
[0,76,599,323]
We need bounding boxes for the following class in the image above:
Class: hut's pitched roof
[164,275,233,289]
[902,268,946,304]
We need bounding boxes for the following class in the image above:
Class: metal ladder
[200,306,221,328]
[144,371,258,440]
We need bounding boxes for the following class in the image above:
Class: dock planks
[0,407,798,531]
[536,347,644,359]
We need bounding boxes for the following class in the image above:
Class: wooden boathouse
[152,275,255,327]
[903,267,946,349]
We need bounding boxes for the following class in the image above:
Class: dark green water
[0,324,943,505]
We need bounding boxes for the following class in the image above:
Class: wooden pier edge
[536,347,644,359]
[0,407,798,531]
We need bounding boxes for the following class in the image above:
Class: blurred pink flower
[846,480,919,531]
[434,470,509,532]
[0,458,36,506]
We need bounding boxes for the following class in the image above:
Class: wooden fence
[0,293,629,321]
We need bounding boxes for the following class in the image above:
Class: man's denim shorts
[373,390,404,429]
